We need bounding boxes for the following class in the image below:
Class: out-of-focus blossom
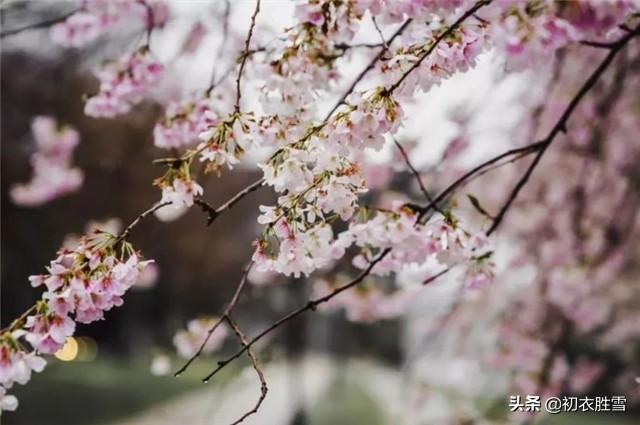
[150,354,171,376]
[173,317,228,358]
[85,48,164,118]
[10,116,83,207]
[51,0,169,48]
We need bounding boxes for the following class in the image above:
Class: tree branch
[234,0,261,113]
[416,141,546,221]
[323,18,412,120]
[201,248,391,382]
[0,8,78,38]
[224,314,268,425]
[486,24,640,236]
[385,0,492,95]
[194,178,265,226]
[175,261,254,376]
[393,138,443,214]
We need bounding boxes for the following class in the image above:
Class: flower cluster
[51,0,169,48]
[258,0,368,121]
[153,92,220,150]
[10,116,83,207]
[196,113,256,173]
[328,88,403,153]
[254,139,368,276]
[341,204,494,285]
[488,3,579,68]
[380,18,487,95]
[173,317,228,359]
[153,77,237,151]
[0,231,152,412]
[85,47,164,118]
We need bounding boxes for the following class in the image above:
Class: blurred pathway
[111,356,401,425]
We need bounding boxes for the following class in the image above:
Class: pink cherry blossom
[85,48,164,118]
[173,317,229,358]
[10,116,83,207]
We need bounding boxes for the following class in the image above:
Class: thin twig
[579,39,618,49]
[137,0,154,47]
[210,0,231,88]
[486,24,640,236]
[175,261,254,376]
[385,0,492,95]
[115,201,171,245]
[0,8,78,38]
[0,305,37,334]
[393,138,443,214]
[323,18,412,120]
[416,141,546,221]
[371,16,389,51]
[234,0,261,113]
[422,268,450,285]
[194,178,265,226]
[224,315,268,425]
[202,248,391,382]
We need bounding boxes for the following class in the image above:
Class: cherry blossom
[173,317,229,359]
[50,0,169,48]
[4,0,640,420]
[85,47,164,118]
[1,229,153,411]
[10,116,83,207]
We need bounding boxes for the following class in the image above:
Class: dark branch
[417,141,545,221]
[175,261,254,376]
[385,0,492,95]
[234,0,261,113]
[393,138,443,214]
[202,248,391,382]
[194,178,265,226]
[487,24,640,236]
[323,18,412,120]
[423,268,450,285]
[115,201,171,245]
[224,315,268,425]
[1,8,78,38]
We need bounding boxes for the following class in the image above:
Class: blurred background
[2,1,640,425]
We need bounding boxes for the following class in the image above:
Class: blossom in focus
[0,231,153,408]
[160,177,203,208]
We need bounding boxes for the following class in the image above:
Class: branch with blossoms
[192,14,640,388]
[3,0,640,422]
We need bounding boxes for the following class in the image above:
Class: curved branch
[393,138,443,214]
[175,261,254,376]
[224,315,268,425]
[417,141,546,221]
[202,248,391,382]
[194,178,265,226]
